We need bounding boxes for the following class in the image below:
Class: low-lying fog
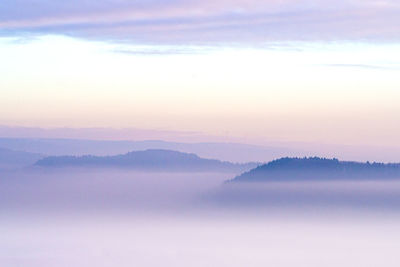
[1,169,400,266]
[0,169,233,215]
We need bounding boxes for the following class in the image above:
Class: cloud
[113,47,212,56]
[322,63,400,70]
[1,0,400,44]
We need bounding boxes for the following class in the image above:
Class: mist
[0,169,231,215]
[2,168,400,267]
[2,0,399,264]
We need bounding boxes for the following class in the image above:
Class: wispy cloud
[322,63,400,70]
[1,0,400,45]
[113,47,212,56]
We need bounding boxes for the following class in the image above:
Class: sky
[1,0,400,147]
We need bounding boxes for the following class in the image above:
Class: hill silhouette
[35,149,258,172]
[230,157,400,182]
[0,137,297,162]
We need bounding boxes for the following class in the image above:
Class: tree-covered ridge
[231,157,400,182]
[35,149,258,172]
[261,157,399,170]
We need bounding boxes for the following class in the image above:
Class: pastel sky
[1,0,400,146]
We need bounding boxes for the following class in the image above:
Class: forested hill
[35,149,258,172]
[230,157,400,182]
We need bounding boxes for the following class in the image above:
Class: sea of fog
[1,169,400,266]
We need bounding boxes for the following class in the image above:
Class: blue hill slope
[230,157,400,182]
[35,149,258,172]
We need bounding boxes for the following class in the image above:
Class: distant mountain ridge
[35,149,258,172]
[0,147,44,169]
[2,137,400,163]
[0,137,296,163]
[230,157,400,182]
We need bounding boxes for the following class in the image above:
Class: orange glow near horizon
[0,36,399,146]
